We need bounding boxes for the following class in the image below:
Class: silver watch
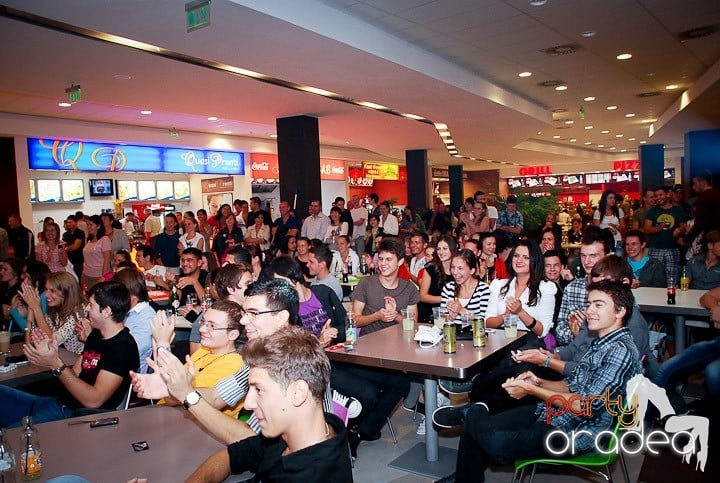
[183,390,201,409]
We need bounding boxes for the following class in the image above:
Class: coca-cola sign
[320,158,346,181]
[250,154,279,179]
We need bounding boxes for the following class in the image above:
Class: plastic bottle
[18,416,42,480]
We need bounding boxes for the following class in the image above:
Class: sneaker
[416,415,426,435]
[402,382,423,412]
[437,391,451,408]
[432,402,488,429]
[439,378,473,395]
[333,390,363,419]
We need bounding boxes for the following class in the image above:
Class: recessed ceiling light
[270,134,278,138]
[584,142,592,145]
[625,113,635,117]
[621,149,627,152]
[555,85,568,91]
[666,84,679,90]
[537,131,542,135]
[598,144,605,147]
[140,110,152,115]
[565,120,574,124]
[606,105,617,110]
[583,96,596,101]
[223,131,232,135]
[616,134,624,138]
[345,141,350,144]
[585,125,593,130]
[610,146,617,150]
[552,135,561,139]
[569,138,577,142]
[601,130,610,134]
[518,71,532,77]
[207,116,218,121]
[616,53,632,60]
[628,137,636,141]
[640,140,647,144]
[581,30,597,38]
[58,102,72,108]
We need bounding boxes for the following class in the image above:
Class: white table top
[632,286,708,317]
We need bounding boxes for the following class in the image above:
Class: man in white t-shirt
[408,232,429,285]
[475,191,498,230]
[135,244,168,289]
[350,195,367,256]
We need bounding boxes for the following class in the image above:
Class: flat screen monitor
[89,179,114,197]
[62,179,84,202]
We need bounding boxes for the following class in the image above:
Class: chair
[116,385,133,410]
[512,378,640,483]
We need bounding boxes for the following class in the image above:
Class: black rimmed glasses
[239,308,283,320]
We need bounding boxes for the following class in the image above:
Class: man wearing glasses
[148,300,244,418]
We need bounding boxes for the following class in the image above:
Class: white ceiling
[0,0,719,171]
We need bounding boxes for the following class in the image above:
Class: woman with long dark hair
[212,212,244,265]
[476,232,508,281]
[441,249,491,323]
[82,215,111,289]
[593,190,625,252]
[418,235,456,323]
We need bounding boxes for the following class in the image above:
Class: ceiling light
[598,144,605,148]
[565,120,574,124]
[518,71,532,77]
[640,140,647,144]
[345,141,350,144]
[585,125,593,130]
[223,131,232,134]
[529,0,547,6]
[628,137,636,141]
[583,96,596,101]
[615,134,624,138]
[625,113,635,117]
[537,131,542,135]
[616,53,632,60]
[641,119,656,123]
[58,102,72,108]
[569,138,577,142]
[606,105,617,110]
[665,84,679,90]
[434,123,448,130]
[446,145,456,149]
[601,130,610,134]
[610,147,617,150]
[580,31,596,38]
[113,74,132,80]
[207,116,218,121]
[443,138,454,144]
[439,131,451,137]
[270,134,278,138]
[140,110,152,115]
[621,149,627,152]
[553,135,561,139]
[402,113,424,120]
[555,85,568,91]
[584,142,592,145]
[358,101,388,110]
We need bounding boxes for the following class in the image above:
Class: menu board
[507,178,524,189]
[117,180,138,201]
[173,181,190,201]
[585,172,611,185]
[525,177,542,188]
[562,174,582,185]
[543,176,560,186]
[138,180,156,201]
[29,180,36,202]
[36,179,61,202]
[61,179,84,202]
[611,172,634,183]
[156,181,174,201]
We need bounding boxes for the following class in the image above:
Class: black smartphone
[90,417,118,428]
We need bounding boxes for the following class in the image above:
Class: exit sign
[186,0,211,32]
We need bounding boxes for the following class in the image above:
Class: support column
[449,165,464,216]
[406,150,429,210]
[685,129,720,186]
[639,144,665,192]
[276,115,321,218]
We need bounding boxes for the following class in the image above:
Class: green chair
[512,418,630,482]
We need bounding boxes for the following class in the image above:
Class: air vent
[540,43,580,56]
[678,24,717,40]
[555,126,572,130]
[636,91,662,98]
[539,80,565,88]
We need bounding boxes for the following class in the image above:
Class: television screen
[37,180,61,202]
[62,179,84,202]
[29,180,36,202]
[173,181,190,201]
[117,180,138,201]
[138,180,156,200]
[89,179,114,196]
[156,181,174,201]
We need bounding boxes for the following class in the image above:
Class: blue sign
[27,138,245,175]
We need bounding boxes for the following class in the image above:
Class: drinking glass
[186,293,198,310]
[503,314,518,338]
[401,308,414,331]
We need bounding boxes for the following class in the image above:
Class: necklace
[194,351,236,372]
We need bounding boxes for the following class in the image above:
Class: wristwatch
[52,364,68,377]
[183,390,202,410]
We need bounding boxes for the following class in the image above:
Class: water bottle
[344,313,357,351]
[18,416,42,480]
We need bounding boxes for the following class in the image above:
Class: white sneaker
[437,392,451,408]
[332,390,363,419]
[416,415,426,435]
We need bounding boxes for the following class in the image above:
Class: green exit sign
[186,0,211,32]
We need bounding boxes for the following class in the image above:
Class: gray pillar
[406,150,429,210]
[639,144,665,192]
[276,115,321,218]
[449,165,464,216]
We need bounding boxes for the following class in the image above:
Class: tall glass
[503,314,518,338]
[432,307,447,331]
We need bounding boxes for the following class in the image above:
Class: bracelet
[527,318,538,330]
[544,355,552,368]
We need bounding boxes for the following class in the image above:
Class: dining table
[632,286,709,353]
[327,322,525,479]
[0,342,77,388]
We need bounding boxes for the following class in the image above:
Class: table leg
[675,315,686,354]
[424,378,438,461]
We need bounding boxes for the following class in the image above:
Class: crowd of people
[0,170,718,482]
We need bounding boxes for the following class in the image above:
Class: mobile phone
[90,417,118,428]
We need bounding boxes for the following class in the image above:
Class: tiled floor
[352,407,646,483]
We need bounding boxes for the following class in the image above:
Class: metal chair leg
[386,417,398,445]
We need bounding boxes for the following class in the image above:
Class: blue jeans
[0,385,75,428]
[654,336,720,410]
